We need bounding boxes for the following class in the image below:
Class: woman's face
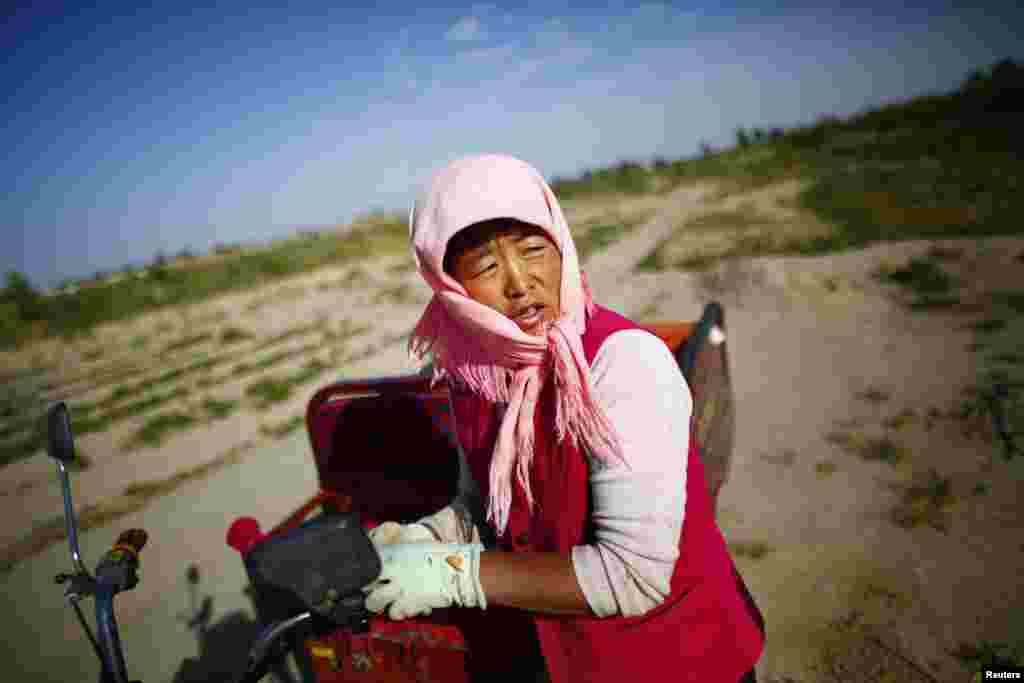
[447,220,562,335]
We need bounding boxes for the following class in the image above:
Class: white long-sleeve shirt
[571,329,692,617]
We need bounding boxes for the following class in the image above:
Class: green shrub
[130,412,196,448]
[201,397,238,420]
[576,223,630,261]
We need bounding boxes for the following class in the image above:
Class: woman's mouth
[511,304,545,332]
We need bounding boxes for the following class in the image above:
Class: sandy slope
[2,179,1023,681]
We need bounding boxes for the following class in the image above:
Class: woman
[362,153,764,682]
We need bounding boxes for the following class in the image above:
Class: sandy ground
[2,179,1023,681]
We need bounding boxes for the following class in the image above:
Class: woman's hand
[363,543,486,620]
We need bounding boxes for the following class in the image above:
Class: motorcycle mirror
[46,402,77,464]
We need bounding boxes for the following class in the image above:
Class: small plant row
[116,329,406,451]
[0,384,190,467]
[824,385,1002,533]
[0,212,408,350]
[1,323,367,466]
[35,316,325,397]
[572,211,658,263]
[121,357,333,450]
[870,251,1024,460]
[35,315,362,424]
[636,223,838,273]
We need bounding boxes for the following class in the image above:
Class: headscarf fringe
[549,326,624,465]
[411,295,514,403]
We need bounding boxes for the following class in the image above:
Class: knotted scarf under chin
[410,292,624,536]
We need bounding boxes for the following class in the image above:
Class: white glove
[367,521,438,546]
[369,506,482,546]
[362,543,487,620]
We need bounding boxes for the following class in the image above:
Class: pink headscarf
[408,153,625,535]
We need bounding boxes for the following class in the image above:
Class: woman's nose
[503,258,529,297]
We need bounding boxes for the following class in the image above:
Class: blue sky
[4,1,1022,291]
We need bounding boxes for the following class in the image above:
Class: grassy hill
[2,58,1021,352]
[553,57,1022,252]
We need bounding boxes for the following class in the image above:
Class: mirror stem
[56,459,90,576]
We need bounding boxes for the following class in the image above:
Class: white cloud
[446,16,484,41]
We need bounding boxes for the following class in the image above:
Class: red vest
[449,305,765,683]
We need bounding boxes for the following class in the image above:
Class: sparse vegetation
[550,160,656,199]
[317,266,374,291]
[961,283,1024,462]
[970,317,1009,334]
[162,331,213,355]
[230,341,323,378]
[260,415,305,438]
[245,358,329,409]
[875,255,962,310]
[925,244,964,261]
[855,387,891,404]
[953,616,1024,680]
[65,321,337,414]
[372,283,423,305]
[883,409,918,431]
[1,440,256,573]
[249,320,332,353]
[0,212,406,350]
[958,647,1024,681]
[125,411,197,449]
[635,198,837,272]
[0,322,367,464]
[816,461,838,478]
[201,397,239,420]
[826,430,909,466]
[630,60,1024,273]
[632,292,670,321]
[890,469,957,532]
[729,540,774,560]
[244,285,308,312]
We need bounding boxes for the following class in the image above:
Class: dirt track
[2,180,1023,681]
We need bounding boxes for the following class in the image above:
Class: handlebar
[96,529,148,591]
[47,402,146,683]
[47,399,377,683]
